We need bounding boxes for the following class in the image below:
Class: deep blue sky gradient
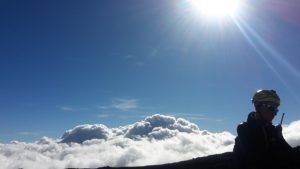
[1,0,300,142]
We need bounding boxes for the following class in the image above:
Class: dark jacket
[234,112,294,169]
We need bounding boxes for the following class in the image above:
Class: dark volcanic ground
[68,147,300,169]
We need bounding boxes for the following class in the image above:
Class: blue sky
[1,0,300,143]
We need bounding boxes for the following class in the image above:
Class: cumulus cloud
[60,114,201,143]
[124,114,200,139]
[283,120,300,147]
[61,124,110,143]
[2,114,299,169]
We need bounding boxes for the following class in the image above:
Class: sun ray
[233,16,300,102]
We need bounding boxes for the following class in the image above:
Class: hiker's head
[252,89,280,122]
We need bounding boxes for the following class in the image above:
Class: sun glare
[190,0,240,18]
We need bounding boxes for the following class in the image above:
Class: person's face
[258,102,279,122]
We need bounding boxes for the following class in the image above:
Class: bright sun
[190,0,241,18]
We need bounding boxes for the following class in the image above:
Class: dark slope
[98,152,236,169]
[68,147,300,169]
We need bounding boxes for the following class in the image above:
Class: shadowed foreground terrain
[68,147,300,169]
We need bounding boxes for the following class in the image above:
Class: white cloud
[112,98,138,111]
[60,106,90,112]
[97,98,140,112]
[1,114,299,169]
[60,114,201,143]
[283,120,300,147]
[60,106,73,111]
[61,124,110,143]
[167,113,222,122]
[124,54,134,59]
[123,114,200,139]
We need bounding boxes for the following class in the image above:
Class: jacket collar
[247,111,272,127]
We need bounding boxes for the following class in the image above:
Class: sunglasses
[260,103,279,112]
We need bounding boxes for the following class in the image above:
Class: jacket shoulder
[237,121,249,134]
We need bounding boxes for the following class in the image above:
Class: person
[233,89,294,169]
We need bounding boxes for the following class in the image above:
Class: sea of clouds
[1,114,300,169]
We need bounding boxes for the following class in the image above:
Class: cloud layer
[1,114,300,169]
